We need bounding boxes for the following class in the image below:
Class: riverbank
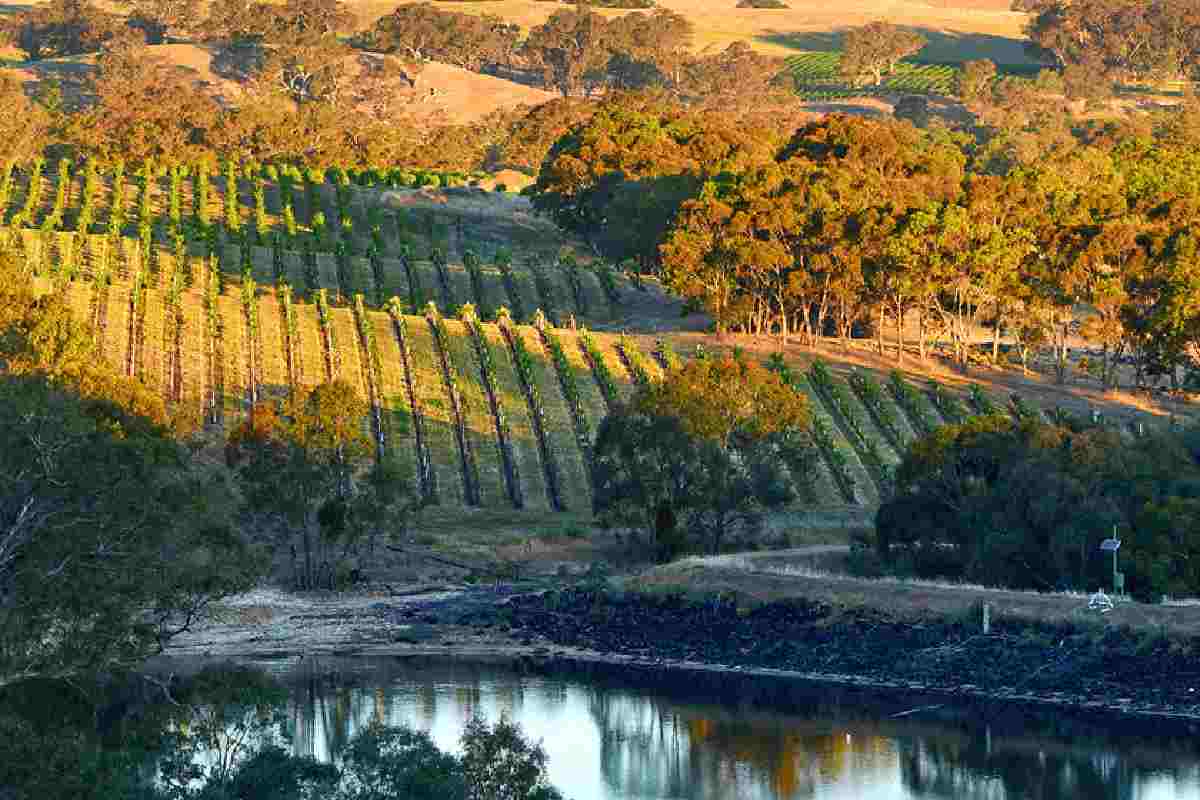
[164,579,1200,733]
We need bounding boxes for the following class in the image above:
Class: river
[138,654,1200,800]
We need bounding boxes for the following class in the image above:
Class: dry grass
[345,0,1032,64]
[626,563,1200,636]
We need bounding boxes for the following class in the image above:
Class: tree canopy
[591,351,815,559]
[876,414,1200,601]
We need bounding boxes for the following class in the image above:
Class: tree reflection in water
[6,656,1200,800]
[586,688,899,800]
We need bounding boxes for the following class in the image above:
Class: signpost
[1100,536,1122,597]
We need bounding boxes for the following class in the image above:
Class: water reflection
[202,656,1200,800]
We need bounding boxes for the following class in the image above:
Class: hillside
[4,161,1182,526]
[346,0,1034,64]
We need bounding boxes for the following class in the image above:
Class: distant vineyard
[0,159,630,327]
[786,52,960,98]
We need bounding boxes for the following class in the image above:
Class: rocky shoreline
[167,584,1200,733]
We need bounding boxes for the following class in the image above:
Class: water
[150,654,1200,800]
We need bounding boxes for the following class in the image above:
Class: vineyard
[786,52,960,98]
[0,159,628,327]
[27,254,1134,517]
[5,157,1167,519]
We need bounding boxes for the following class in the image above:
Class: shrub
[876,416,1200,601]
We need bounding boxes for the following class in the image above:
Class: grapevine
[463,247,489,318]
[353,293,386,457]
[968,383,999,415]
[497,307,565,509]
[560,252,587,316]
[578,326,619,408]
[253,175,269,245]
[888,370,936,436]
[426,302,481,506]
[494,247,526,322]
[771,363,857,503]
[242,274,260,405]
[929,379,968,424]
[386,297,436,502]
[848,368,905,451]
[224,158,241,242]
[809,359,892,489]
[461,304,522,508]
[527,257,560,326]
[535,311,593,463]
[595,261,621,310]
[314,287,338,382]
[653,339,682,371]
[616,333,653,388]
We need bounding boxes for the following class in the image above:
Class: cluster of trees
[592,350,816,559]
[532,93,1200,387]
[1015,0,1200,84]
[363,4,792,100]
[875,413,1200,601]
[0,252,264,691]
[0,0,795,170]
[225,387,420,591]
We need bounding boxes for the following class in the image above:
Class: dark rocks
[500,588,1200,715]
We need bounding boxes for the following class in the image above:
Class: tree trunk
[895,298,904,364]
[918,308,926,362]
[877,306,885,356]
[992,303,1002,364]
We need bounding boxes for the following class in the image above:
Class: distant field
[352,0,1036,65]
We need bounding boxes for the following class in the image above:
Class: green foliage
[225,382,374,590]
[462,248,489,318]
[786,51,956,98]
[848,369,904,450]
[809,359,892,488]
[461,305,522,507]
[498,308,564,509]
[594,261,621,310]
[653,339,682,371]
[578,327,619,407]
[877,416,1200,600]
[594,353,814,557]
[426,303,482,506]
[0,265,265,686]
[888,370,935,435]
[460,716,563,800]
[766,357,855,503]
[968,383,999,415]
[928,379,968,424]
[616,333,653,388]
[537,316,592,462]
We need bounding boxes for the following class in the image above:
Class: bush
[875,416,1200,601]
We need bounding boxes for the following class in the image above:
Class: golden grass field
[0,0,1035,65]
[346,0,1034,64]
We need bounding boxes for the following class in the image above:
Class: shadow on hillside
[757,27,1036,67]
